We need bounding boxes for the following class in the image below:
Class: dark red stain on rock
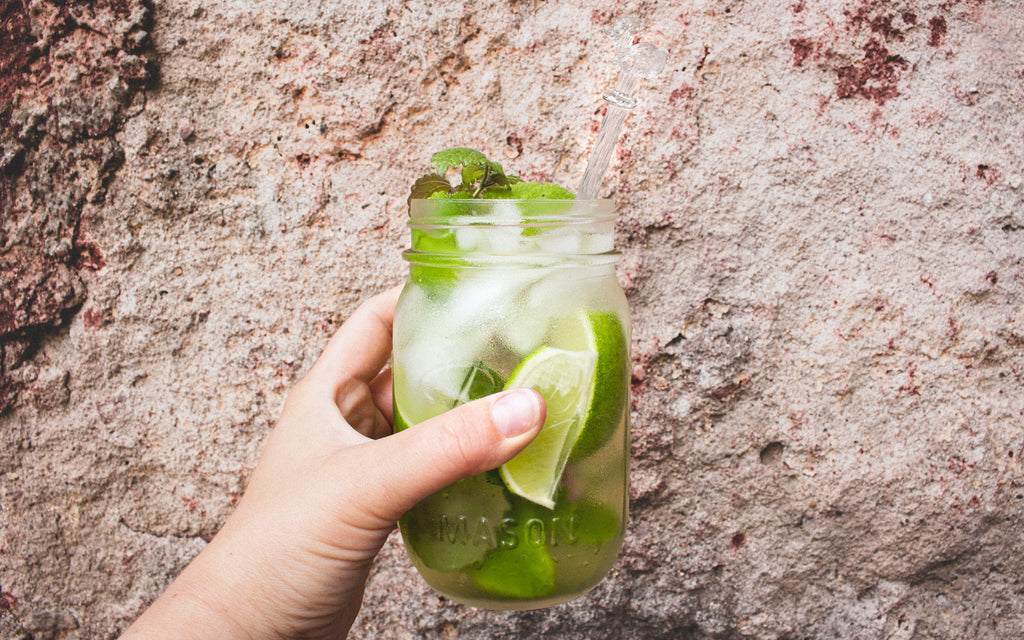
[835,40,908,105]
[789,37,820,67]
[0,589,19,610]
[845,5,907,41]
[73,239,107,272]
[0,0,153,413]
[791,4,929,103]
[731,532,746,550]
[668,84,695,106]
[976,164,999,185]
[82,307,108,329]
[869,14,902,40]
[928,16,948,47]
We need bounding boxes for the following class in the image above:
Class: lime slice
[393,403,411,432]
[564,311,629,461]
[499,347,597,509]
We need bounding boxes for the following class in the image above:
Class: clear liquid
[393,256,630,609]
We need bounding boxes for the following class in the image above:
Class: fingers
[335,367,392,440]
[308,286,402,392]
[350,389,546,524]
[368,368,393,425]
[334,379,393,441]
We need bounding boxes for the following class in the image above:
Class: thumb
[363,388,545,522]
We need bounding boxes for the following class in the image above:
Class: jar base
[405,533,624,612]
[431,582,603,611]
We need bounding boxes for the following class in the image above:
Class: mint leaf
[461,163,486,187]
[480,186,514,199]
[459,362,505,403]
[511,182,575,200]
[431,148,489,176]
[409,173,453,204]
[485,161,511,188]
[426,190,459,200]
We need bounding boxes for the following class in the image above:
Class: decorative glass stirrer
[577,17,668,200]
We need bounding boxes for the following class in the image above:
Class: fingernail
[491,389,542,438]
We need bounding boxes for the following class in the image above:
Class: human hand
[122,286,545,639]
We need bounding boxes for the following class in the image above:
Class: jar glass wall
[393,199,630,610]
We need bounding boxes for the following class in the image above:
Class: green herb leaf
[486,161,512,188]
[426,190,458,200]
[480,186,514,199]
[461,163,486,188]
[511,182,575,199]
[431,148,489,176]
[409,173,452,204]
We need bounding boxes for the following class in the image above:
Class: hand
[122,286,546,639]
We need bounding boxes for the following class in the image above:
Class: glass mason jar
[393,198,630,610]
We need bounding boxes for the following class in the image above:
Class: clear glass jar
[393,199,630,609]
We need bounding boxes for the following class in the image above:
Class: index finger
[307,285,403,390]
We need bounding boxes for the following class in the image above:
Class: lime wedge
[499,347,597,509]
[473,509,556,599]
[564,311,629,461]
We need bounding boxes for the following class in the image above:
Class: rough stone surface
[1,0,153,412]
[1,0,1022,638]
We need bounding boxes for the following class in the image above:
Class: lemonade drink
[393,173,630,608]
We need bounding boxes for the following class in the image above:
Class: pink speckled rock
[1,1,1022,638]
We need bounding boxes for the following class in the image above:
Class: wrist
[122,585,255,640]
[122,534,274,640]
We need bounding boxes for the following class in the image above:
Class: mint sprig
[410,147,575,205]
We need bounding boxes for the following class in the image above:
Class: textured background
[2,0,1023,638]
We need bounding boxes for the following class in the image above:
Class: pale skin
[122,286,546,639]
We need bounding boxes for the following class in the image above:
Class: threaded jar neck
[405,199,618,266]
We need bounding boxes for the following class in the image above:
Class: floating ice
[537,226,584,255]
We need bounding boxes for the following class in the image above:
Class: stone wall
[1,0,1022,638]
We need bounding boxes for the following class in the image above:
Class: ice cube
[455,226,484,252]
[481,202,524,255]
[537,226,584,255]
[444,270,536,329]
[491,200,521,223]
[488,227,524,254]
[498,268,579,355]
